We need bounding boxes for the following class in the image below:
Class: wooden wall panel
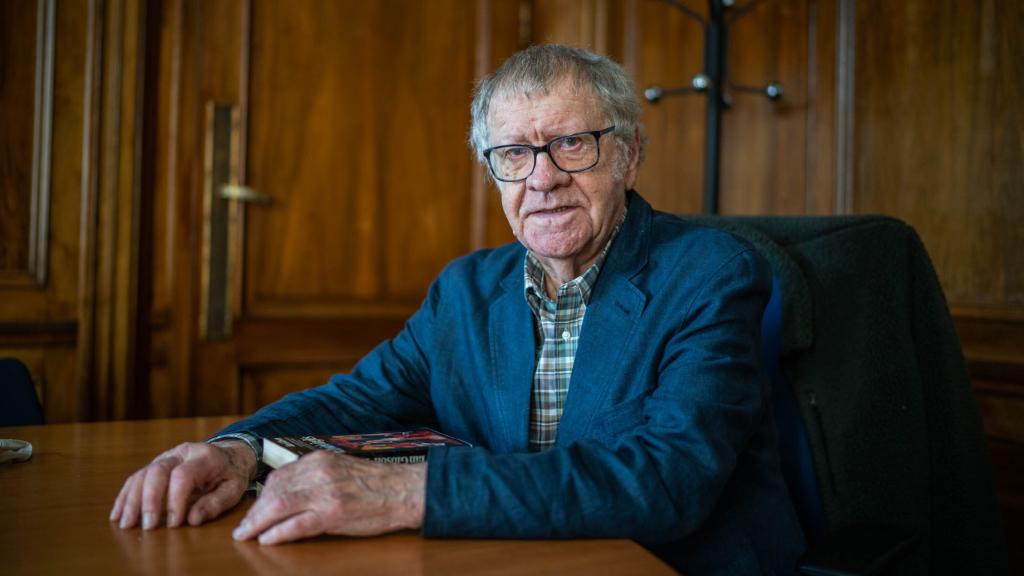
[73,0,152,421]
[810,0,839,216]
[46,0,87,323]
[627,0,839,216]
[2,0,157,422]
[0,0,59,294]
[533,0,621,56]
[481,0,525,250]
[629,0,706,214]
[149,0,178,320]
[239,363,359,415]
[147,0,208,418]
[243,1,478,318]
[954,308,1024,570]
[719,0,811,214]
[0,0,90,423]
[0,0,39,278]
[853,0,1024,309]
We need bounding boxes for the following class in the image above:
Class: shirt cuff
[208,432,267,491]
[208,431,263,461]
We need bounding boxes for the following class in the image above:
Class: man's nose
[527,151,570,191]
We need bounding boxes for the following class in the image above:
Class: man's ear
[623,126,641,190]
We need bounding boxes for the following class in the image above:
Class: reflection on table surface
[0,417,674,575]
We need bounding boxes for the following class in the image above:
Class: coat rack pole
[703,0,726,214]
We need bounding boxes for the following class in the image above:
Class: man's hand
[231,451,427,545]
[110,441,257,530]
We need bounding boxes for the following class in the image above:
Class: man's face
[487,80,638,274]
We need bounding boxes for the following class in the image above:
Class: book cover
[262,428,470,468]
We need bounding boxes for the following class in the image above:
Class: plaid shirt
[523,214,624,452]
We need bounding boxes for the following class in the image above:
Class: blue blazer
[220,192,806,574]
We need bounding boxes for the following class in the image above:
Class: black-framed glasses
[483,126,615,182]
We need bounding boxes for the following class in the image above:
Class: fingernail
[143,512,156,530]
[120,516,130,530]
[232,526,245,540]
[109,508,118,521]
[168,512,179,527]
[192,510,205,525]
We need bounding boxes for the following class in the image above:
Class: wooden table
[0,417,674,575]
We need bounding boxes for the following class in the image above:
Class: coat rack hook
[642,0,782,214]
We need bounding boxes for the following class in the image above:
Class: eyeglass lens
[489,132,601,182]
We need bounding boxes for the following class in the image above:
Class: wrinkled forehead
[486,75,605,136]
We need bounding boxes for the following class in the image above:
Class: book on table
[262,428,470,468]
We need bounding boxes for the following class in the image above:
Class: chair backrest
[0,357,44,426]
[679,215,1007,575]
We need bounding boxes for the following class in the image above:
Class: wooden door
[147,0,520,417]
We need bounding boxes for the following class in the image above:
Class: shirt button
[561,330,571,341]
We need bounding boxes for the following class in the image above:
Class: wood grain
[2,0,90,423]
[719,0,811,215]
[482,0,521,249]
[853,0,1024,309]
[0,0,38,277]
[73,0,149,421]
[631,0,706,214]
[239,364,356,414]
[244,0,478,316]
[0,0,56,288]
[0,418,674,575]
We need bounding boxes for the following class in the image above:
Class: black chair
[0,357,44,426]
[681,215,1008,575]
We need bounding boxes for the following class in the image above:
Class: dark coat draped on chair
[681,214,1007,575]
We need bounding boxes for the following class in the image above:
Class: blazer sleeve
[215,282,442,439]
[423,248,771,544]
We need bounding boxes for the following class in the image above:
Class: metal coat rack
[644,0,782,214]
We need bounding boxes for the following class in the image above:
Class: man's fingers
[256,510,325,546]
[109,473,133,522]
[233,491,299,542]
[117,471,144,529]
[187,476,246,526]
[140,458,177,530]
[165,459,204,528]
[109,442,246,530]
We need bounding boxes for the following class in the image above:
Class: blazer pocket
[592,396,648,445]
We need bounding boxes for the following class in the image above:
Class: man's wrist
[209,432,262,460]
[208,433,262,483]
[404,462,428,530]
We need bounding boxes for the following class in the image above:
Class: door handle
[219,184,272,204]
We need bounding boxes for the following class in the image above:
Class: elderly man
[111,44,805,574]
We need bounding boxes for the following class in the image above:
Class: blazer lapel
[557,279,646,443]
[557,191,652,444]
[488,271,535,453]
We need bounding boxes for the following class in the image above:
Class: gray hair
[469,44,645,176]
